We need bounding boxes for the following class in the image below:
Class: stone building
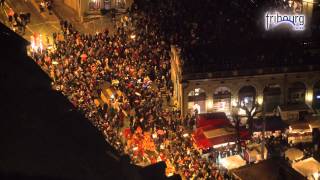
[63,0,133,21]
[170,46,320,118]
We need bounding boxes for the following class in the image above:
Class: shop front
[287,123,312,144]
[88,0,104,11]
[213,87,231,115]
[187,88,206,115]
[239,86,256,111]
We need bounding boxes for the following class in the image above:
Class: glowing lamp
[306,91,313,102]
[257,96,263,105]
[130,34,136,39]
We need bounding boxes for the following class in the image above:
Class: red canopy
[196,112,230,128]
[192,124,249,150]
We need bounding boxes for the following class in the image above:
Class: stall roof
[231,159,305,180]
[253,116,288,132]
[289,121,311,130]
[220,155,246,170]
[278,103,311,112]
[193,125,249,150]
[292,157,320,178]
[196,112,230,128]
[285,148,304,161]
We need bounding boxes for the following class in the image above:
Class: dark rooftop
[231,159,306,180]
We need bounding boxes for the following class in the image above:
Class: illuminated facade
[63,0,133,21]
[170,46,320,117]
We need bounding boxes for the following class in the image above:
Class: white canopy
[285,148,304,161]
[220,155,246,170]
[292,157,320,178]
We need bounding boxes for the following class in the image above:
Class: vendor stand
[243,143,268,163]
[292,157,320,179]
[285,148,304,162]
[287,122,312,144]
[220,155,246,170]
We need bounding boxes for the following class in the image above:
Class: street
[0,0,59,46]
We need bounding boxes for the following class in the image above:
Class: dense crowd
[30,3,234,179]
[134,0,319,73]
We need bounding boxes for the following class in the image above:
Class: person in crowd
[0,0,5,7]
[29,1,264,178]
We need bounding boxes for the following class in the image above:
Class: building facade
[63,0,133,21]
[170,46,320,117]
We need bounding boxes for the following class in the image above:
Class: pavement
[0,0,119,49]
[52,0,117,35]
[0,0,60,47]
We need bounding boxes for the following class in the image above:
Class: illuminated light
[133,147,138,151]
[244,97,249,104]
[238,108,246,115]
[264,12,305,31]
[213,142,235,149]
[135,92,141,96]
[52,61,58,65]
[167,173,174,177]
[317,95,320,99]
[306,91,313,102]
[193,104,200,113]
[313,172,319,180]
[183,133,189,138]
[231,98,238,107]
[39,34,43,53]
[160,144,165,150]
[207,100,213,109]
[152,133,157,139]
[110,94,115,99]
[257,96,263,105]
[130,34,136,39]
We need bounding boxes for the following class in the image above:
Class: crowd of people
[25,0,320,179]
[133,0,319,74]
[29,1,239,179]
[5,7,30,35]
[39,0,53,14]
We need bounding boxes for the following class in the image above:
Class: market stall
[292,157,320,179]
[287,123,312,144]
[243,143,268,163]
[196,112,230,128]
[252,116,288,138]
[285,148,304,162]
[220,155,246,170]
[193,124,249,150]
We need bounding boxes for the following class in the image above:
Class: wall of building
[63,0,134,21]
[179,72,320,117]
[64,0,78,11]
[170,48,320,117]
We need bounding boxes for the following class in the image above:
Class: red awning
[193,125,249,150]
[196,112,230,128]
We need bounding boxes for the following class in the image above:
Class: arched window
[187,88,206,114]
[288,82,306,104]
[263,84,281,112]
[239,85,256,109]
[213,87,231,114]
